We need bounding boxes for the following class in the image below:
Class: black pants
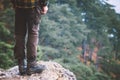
[14,7,41,61]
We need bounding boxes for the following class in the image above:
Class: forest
[0,0,120,80]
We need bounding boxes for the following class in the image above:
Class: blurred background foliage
[0,0,120,80]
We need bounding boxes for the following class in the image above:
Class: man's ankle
[27,61,45,75]
[18,59,27,75]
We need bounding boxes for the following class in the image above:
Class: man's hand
[41,6,48,15]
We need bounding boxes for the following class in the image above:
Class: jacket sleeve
[39,0,49,7]
[10,0,16,5]
[10,0,17,9]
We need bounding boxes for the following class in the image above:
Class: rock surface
[0,61,76,80]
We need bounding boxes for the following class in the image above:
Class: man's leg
[26,8,45,75]
[27,26,39,62]
[14,8,27,75]
[26,7,40,62]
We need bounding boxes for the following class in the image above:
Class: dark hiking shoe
[27,61,45,75]
[18,59,27,75]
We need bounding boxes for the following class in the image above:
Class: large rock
[0,61,76,80]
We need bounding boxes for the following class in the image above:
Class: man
[10,0,49,75]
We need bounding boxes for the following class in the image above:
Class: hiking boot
[27,61,45,75]
[18,59,27,75]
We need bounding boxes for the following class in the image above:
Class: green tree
[39,4,90,60]
[0,0,15,69]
